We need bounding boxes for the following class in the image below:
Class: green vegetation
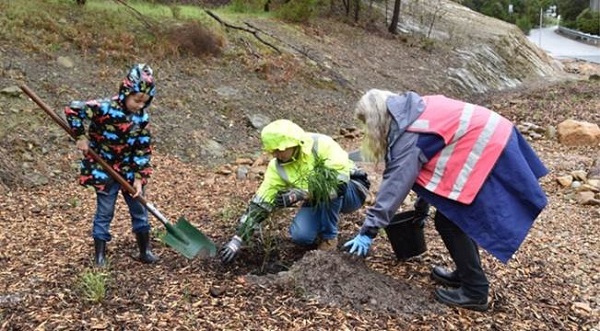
[0,0,226,63]
[457,0,597,35]
[306,156,340,208]
[576,9,600,35]
[77,269,109,303]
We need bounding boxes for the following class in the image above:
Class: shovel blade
[162,217,217,259]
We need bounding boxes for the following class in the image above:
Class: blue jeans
[289,180,365,245]
[92,179,151,241]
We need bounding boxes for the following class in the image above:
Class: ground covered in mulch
[1,99,599,329]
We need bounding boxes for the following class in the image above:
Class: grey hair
[355,89,396,162]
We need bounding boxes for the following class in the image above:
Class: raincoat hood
[118,63,156,110]
[261,119,307,152]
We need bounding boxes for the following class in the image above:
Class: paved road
[528,26,600,63]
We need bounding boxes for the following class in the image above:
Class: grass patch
[77,269,109,303]
[0,0,227,63]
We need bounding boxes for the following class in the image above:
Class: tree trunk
[388,0,401,34]
[343,0,350,17]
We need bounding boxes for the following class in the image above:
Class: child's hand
[76,137,89,156]
[132,178,143,198]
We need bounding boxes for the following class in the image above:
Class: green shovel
[20,84,216,259]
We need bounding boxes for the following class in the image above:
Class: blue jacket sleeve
[360,132,424,237]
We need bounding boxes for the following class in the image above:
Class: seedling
[306,156,340,208]
[77,269,108,303]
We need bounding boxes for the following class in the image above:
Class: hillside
[1,0,599,330]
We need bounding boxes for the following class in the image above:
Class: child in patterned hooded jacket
[65,63,158,267]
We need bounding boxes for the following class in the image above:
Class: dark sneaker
[435,287,489,312]
[431,266,461,287]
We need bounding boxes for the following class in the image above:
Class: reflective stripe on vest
[407,95,513,204]
[274,134,322,185]
[274,134,348,185]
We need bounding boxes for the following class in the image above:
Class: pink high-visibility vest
[407,95,513,204]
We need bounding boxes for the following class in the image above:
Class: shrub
[516,15,532,34]
[161,21,225,57]
[576,9,600,35]
[229,0,265,13]
[275,0,324,23]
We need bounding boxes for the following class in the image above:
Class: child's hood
[118,63,156,110]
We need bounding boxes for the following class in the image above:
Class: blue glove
[343,234,373,256]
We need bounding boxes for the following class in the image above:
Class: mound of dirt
[247,250,447,316]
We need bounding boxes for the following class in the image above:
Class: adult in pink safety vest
[344,89,548,312]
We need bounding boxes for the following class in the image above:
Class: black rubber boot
[434,212,489,300]
[94,238,107,267]
[431,266,461,287]
[135,231,158,264]
[435,287,489,311]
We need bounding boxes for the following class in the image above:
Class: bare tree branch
[111,0,157,32]
[204,10,281,54]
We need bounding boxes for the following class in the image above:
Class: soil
[1,5,600,330]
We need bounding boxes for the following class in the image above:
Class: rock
[252,154,270,167]
[235,158,254,165]
[570,170,587,182]
[200,139,225,158]
[576,191,597,205]
[247,114,271,130]
[557,119,600,146]
[236,165,249,180]
[0,293,23,305]
[57,56,74,68]
[214,86,240,100]
[209,286,226,297]
[545,126,556,139]
[587,179,600,190]
[216,164,232,175]
[589,158,600,179]
[571,302,592,313]
[0,85,22,97]
[580,183,599,193]
[557,175,574,187]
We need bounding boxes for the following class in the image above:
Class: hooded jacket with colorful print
[64,64,156,191]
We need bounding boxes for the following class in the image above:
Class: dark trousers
[434,211,489,298]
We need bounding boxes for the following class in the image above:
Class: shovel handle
[19,84,169,226]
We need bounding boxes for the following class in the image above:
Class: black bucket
[384,210,427,260]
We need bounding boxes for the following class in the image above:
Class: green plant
[576,9,600,35]
[169,5,182,19]
[228,0,266,13]
[151,228,167,244]
[255,216,278,274]
[516,16,532,34]
[275,0,322,23]
[77,269,108,303]
[306,156,339,208]
[69,197,80,208]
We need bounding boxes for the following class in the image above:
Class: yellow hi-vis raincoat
[254,119,354,205]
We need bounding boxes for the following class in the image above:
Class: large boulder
[557,119,600,146]
[396,0,564,94]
